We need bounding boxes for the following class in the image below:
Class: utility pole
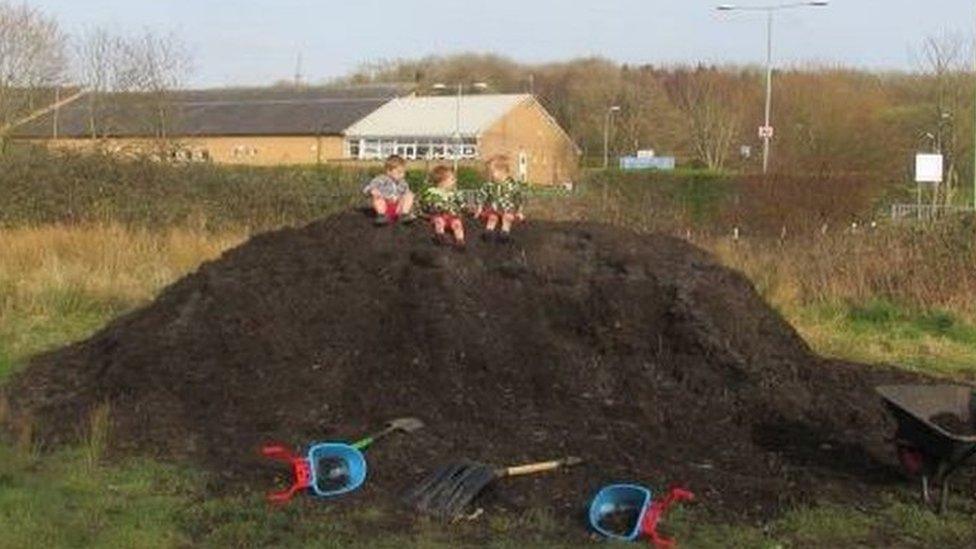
[294,53,304,87]
[454,83,462,172]
[716,2,829,174]
[603,105,621,169]
[762,9,773,174]
[432,81,489,171]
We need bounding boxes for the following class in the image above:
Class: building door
[517,151,529,182]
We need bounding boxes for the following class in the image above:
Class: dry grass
[82,402,112,471]
[702,223,976,321]
[0,224,245,375]
[0,224,244,306]
[700,224,976,375]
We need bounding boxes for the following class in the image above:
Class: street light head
[472,82,489,90]
[716,4,736,10]
[807,1,829,5]
[431,83,447,92]
[610,105,621,112]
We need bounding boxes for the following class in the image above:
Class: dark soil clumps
[930,413,976,437]
[5,211,920,527]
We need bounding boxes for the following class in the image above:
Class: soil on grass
[4,210,934,536]
[931,413,976,437]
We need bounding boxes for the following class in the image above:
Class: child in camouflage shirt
[476,155,526,243]
[419,165,466,249]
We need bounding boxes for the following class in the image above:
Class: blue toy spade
[262,417,424,503]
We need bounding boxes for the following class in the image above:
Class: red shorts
[383,199,400,221]
[478,208,500,221]
[430,213,461,227]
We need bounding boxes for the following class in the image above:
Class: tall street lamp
[716,1,829,174]
[603,105,621,169]
[433,81,489,171]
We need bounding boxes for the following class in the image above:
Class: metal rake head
[402,461,496,519]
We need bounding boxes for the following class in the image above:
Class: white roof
[344,94,531,138]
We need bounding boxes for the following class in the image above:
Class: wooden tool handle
[501,456,583,477]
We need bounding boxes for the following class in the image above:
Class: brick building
[9,86,400,165]
[10,87,579,185]
[344,94,578,185]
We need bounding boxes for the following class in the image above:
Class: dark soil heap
[6,211,917,521]
[931,413,976,437]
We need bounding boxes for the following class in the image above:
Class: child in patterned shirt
[419,165,466,249]
[362,155,416,226]
[476,155,526,243]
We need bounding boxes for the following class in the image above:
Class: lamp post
[433,81,489,171]
[603,105,621,169]
[716,1,829,174]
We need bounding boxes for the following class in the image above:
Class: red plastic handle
[641,486,695,548]
[262,443,312,504]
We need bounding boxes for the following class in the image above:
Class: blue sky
[27,0,976,88]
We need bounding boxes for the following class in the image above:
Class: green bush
[0,146,371,231]
[405,166,482,192]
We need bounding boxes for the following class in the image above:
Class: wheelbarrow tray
[876,384,976,466]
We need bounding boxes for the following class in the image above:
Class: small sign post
[915,153,943,183]
[758,125,774,139]
[914,153,944,220]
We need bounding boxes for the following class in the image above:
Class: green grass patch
[787,299,976,377]
[0,444,194,548]
[0,287,130,381]
[1,439,975,547]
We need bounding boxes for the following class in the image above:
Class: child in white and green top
[476,155,526,243]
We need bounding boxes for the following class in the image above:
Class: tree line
[339,44,976,204]
[1,2,974,205]
[0,2,189,146]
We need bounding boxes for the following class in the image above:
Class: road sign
[758,125,774,139]
[915,153,943,183]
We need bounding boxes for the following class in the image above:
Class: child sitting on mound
[419,165,466,249]
[362,155,415,226]
[476,155,526,243]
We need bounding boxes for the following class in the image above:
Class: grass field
[1,222,975,547]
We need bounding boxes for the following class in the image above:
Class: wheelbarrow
[877,384,976,513]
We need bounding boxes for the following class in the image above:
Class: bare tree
[118,30,190,143]
[74,28,190,153]
[75,27,119,138]
[662,67,745,171]
[918,32,969,206]
[0,2,67,139]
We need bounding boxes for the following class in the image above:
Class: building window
[350,136,479,161]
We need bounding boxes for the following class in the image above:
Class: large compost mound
[6,211,917,522]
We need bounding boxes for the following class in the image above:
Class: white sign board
[758,125,774,139]
[636,149,656,158]
[915,153,943,183]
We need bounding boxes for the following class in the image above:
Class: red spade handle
[261,444,312,504]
